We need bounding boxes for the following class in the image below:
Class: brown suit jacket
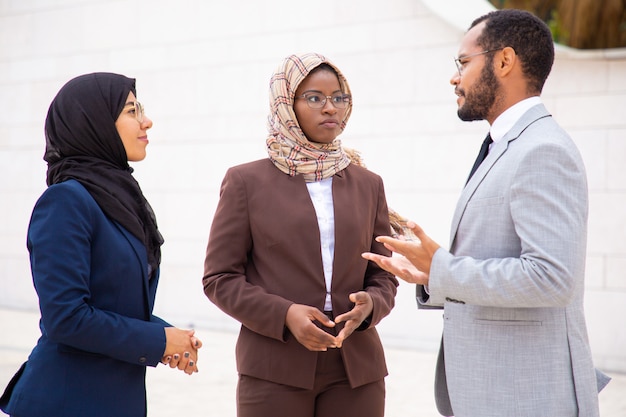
[203,159,398,389]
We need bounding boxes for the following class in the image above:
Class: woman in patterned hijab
[266,52,352,181]
[203,54,397,417]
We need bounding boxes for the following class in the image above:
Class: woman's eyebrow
[300,89,342,94]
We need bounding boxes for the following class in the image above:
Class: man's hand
[362,222,439,285]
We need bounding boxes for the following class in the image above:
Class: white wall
[1,0,625,373]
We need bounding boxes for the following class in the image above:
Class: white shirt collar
[489,96,542,143]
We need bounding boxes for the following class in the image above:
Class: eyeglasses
[454,49,503,76]
[295,92,351,109]
[133,101,145,123]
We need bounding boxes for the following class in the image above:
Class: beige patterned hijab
[266,53,352,182]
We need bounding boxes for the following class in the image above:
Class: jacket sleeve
[361,176,399,328]
[202,168,294,341]
[28,183,166,367]
[427,140,587,308]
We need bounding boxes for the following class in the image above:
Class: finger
[362,252,386,264]
[303,338,334,351]
[311,309,336,328]
[335,324,357,348]
[407,221,425,238]
[333,311,352,324]
[177,351,192,371]
[375,235,401,248]
[305,329,338,350]
[349,291,370,304]
[334,295,360,323]
[185,359,197,375]
[169,353,181,368]
[335,334,345,348]
[161,355,172,365]
[312,328,339,347]
[191,336,202,349]
[361,252,376,261]
[380,239,420,259]
[363,252,400,274]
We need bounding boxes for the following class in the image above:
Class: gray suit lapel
[448,104,552,248]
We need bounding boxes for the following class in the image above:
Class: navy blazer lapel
[448,104,552,248]
[111,221,152,317]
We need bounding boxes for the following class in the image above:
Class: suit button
[139,357,147,364]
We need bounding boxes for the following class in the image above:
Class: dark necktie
[466,133,493,184]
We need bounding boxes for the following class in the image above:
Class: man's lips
[455,89,464,105]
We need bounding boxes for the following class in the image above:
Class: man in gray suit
[363,9,610,417]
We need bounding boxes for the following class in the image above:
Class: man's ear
[497,46,517,78]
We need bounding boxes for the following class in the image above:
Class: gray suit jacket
[418,104,610,416]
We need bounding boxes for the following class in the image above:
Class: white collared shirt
[489,96,542,144]
[306,177,335,311]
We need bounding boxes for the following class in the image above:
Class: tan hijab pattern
[266,53,352,182]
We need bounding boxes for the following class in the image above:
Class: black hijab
[44,72,164,279]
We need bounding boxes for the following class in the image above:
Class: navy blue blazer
[1,180,168,417]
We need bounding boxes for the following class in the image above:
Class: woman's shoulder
[344,162,383,183]
[228,158,273,173]
[41,179,91,200]
[29,180,101,237]
[224,158,281,181]
[35,179,98,213]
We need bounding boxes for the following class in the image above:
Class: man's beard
[457,63,499,122]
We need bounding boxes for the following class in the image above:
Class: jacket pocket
[474,319,542,326]
[466,195,504,209]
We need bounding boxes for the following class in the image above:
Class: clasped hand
[161,327,203,375]
[361,221,439,285]
[286,291,373,351]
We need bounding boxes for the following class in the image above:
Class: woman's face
[115,92,153,162]
[293,69,348,144]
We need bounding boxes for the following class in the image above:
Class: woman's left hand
[333,291,373,348]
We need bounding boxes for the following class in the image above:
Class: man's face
[451,22,501,122]
[457,58,500,122]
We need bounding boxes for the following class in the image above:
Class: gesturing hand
[362,221,438,285]
[285,304,337,351]
[333,291,373,348]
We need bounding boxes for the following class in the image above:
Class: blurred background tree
[489,0,626,49]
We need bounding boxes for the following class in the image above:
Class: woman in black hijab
[0,73,201,417]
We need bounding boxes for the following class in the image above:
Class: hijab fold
[266,53,352,182]
[44,72,163,279]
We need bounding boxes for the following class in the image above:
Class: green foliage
[546,10,568,45]
[488,0,626,49]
